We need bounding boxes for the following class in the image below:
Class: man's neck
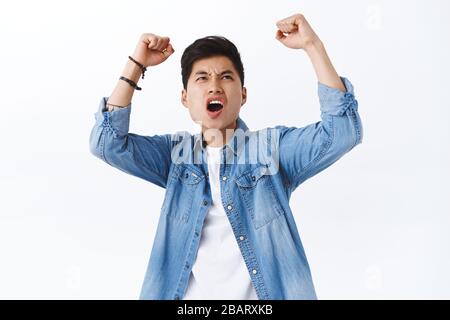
[202,120,237,147]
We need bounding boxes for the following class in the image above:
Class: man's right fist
[132,33,175,68]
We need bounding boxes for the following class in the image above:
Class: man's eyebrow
[194,70,235,76]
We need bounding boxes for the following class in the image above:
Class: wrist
[106,101,128,112]
[122,60,143,83]
[304,38,324,57]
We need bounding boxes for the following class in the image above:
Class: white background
[0,0,449,299]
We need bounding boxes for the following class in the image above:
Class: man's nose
[208,78,223,94]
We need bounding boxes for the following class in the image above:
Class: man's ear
[241,87,247,107]
[181,89,188,108]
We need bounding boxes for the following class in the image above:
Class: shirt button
[203,200,208,206]
[239,236,245,241]
[227,205,233,210]
[174,295,180,300]
[195,231,199,237]
[252,269,258,275]
[222,176,227,181]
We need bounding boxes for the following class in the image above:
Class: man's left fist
[275,14,320,50]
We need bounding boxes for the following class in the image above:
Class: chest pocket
[161,165,204,223]
[235,164,285,229]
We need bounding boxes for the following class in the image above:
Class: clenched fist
[275,14,320,50]
[131,33,175,68]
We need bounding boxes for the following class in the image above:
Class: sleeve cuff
[318,77,358,116]
[94,97,132,136]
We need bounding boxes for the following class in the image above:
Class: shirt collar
[193,116,249,157]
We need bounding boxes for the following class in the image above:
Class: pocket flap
[235,164,269,188]
[176,165,204,185]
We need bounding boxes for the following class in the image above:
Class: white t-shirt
[183,145,258,300]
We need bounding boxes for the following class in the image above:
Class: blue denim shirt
[89,77,362,300]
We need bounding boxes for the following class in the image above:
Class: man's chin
[201,118,225,130]
[197,116,238,133]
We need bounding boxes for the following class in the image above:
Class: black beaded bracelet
[128,56,147,79]
[120,76,142,90]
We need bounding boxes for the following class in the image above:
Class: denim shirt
[89,77,363,300]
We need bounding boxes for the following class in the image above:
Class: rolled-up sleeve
[89,97,172,188]
[277,77,363,192]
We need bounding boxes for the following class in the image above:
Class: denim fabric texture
[89,77,363,299]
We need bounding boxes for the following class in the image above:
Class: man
[89,13,363,300]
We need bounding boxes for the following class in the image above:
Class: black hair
[181,35,245,90]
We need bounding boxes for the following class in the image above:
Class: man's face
[181,56,247,133]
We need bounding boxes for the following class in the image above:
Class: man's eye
[196,75,232,81]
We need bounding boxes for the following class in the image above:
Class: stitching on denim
[236,167,285,229]
[350,108,362,146]
[164,165,203,223]
[234,164,265,187]
[100,118,112,166]
[219,165,267,298]
[238,226,269,298]
[254,177,285,229]
[103,113,118,136]
[103,113,170,184]
[291,116,335,189]
[99,128,107,163]
[127,135,171,185]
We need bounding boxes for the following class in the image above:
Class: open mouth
[207,100,224,112]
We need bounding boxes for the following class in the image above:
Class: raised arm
[107,33,175,110]
[89,34,176,188]
[274,14,363,192]
[275,13,345,91]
